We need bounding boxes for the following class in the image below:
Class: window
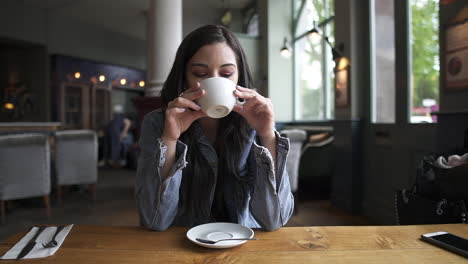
[293,0,335,121]
[371,0,396,123]
[410,0,439,123]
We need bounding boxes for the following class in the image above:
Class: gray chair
[0,133,51,224]
[280,129,307,194]
[54,130,98,204]
[300,132,335,177]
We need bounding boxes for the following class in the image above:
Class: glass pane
[410,0,439,123]
[111,89,139,115]
[65,85,83,128]
[297,37,325,120]
[372,0,396,123]
[294,0,335,121]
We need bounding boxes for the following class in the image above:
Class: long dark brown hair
[160,25,254,221]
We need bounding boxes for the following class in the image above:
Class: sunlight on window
[301,60,323,91]
[294,0,334,121]
[371,0,396,123]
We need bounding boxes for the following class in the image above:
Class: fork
[42,226,64,248]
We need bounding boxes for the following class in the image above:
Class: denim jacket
[135,110,294,231]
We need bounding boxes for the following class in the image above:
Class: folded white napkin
[1,225,73,260]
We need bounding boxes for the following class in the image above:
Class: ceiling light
[280,37,291,58]
[336,57,350,71]
[307,28,321,43]
[4,103,14,110]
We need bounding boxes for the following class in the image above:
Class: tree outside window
[410,0,439,123]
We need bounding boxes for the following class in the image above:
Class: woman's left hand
[233,86,275,139]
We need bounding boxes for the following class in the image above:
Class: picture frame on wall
[335,66,350,108]
[444,19,468,91]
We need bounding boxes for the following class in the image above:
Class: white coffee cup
[197,77,245,118]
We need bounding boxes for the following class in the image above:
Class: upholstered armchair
[280,129,307,198]
[0,133,51,223]
[54,130,98,204]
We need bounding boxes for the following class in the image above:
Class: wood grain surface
[1,224,467,263]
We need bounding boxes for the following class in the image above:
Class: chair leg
[57,185,62,206]
[1,200,5,224]
[89,184,96,202]
[43,195,51,219]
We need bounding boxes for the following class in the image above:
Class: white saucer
[186,222,254,249]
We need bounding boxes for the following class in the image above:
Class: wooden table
[1,224,467,263]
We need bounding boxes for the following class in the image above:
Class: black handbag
[395,188,467,225]
[416,155,468,201]
[395,155,468,225]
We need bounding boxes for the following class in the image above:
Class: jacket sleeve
[134,112,188,231]
[241,131,295,231]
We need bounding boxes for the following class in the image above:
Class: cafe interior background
[1,0,467,239]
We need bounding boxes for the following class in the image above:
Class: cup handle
[236,97,246,106]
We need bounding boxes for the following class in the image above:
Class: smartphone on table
[421,231,468,258]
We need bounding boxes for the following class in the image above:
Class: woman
[135,25,294,231]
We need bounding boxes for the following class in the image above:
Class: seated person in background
[104,105,133,168]
[135,25,294,231]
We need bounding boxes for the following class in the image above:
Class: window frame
[408,0,440,124]
[292,0,335,121]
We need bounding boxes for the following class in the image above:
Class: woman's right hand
[160,83,206,143]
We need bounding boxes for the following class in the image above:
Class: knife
[16,226,46,260]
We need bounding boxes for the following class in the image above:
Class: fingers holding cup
[233,86,270,113]
[233,86,275,136]
[179,82,205,101]
[168,83,204,111]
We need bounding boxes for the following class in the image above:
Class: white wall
[0,1,146,69]
[236,34,260,87]
[183,6,221,36]
[0,3,47,45]
[258,0,293,122]
[47,15,145,70]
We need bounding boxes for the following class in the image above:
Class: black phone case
[421,233,468,258]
